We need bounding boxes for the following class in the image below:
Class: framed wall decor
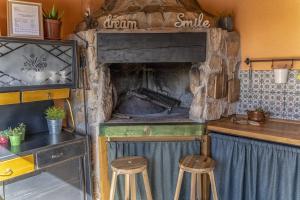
[7,0,44,39]
[0,37,78,92]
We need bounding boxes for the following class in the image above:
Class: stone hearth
[71,27,240,199]
[72,1,240,200]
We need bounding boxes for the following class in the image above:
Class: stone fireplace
[72,0,241,199]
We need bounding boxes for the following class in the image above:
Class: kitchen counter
[207,118,300,147]
[0,132,85,161]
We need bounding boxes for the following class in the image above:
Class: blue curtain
[107,141,201,200]
[210,133,300,200]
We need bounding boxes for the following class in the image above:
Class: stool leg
[208,171,218,200]
[174,169,184,200]
[125,174,130,200]
[109,172,118,200]
[142,169,153,200]
[190,173,196,200]
[130,174,137,200]
[196,174,202,200]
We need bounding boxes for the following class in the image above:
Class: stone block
[147,12,164,28]
[226,32,240,58]
[209,54,222,73]
[207,74,216,98]
[190,66,201,95]
[209,28,223,52]
[204,98,227,120]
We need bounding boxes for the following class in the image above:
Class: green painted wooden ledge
[99,123,205,137]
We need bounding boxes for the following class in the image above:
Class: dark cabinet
[3,158,84,200]
[0,135,92,200]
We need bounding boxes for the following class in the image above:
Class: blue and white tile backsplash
[237,70,300,121]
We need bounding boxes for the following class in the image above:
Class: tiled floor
[237,70,300,120]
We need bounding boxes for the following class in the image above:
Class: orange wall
[1,0,300,70]
[200,0,300,70]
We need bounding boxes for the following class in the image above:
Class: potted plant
[8,128,22,146]
[43,2,64,40]
[0,130,9,145]
[45,106,66,134]
[14,123,26,141]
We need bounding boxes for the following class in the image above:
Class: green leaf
[43,3,63,20]
[57,10,64,21]
[50,5,58,19]
[45,106,66,120]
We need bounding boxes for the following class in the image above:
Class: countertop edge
[0,133,86,162]
[207,124,300,147]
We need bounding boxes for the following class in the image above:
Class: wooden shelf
[22,88,70,103]
[0,92,20,106]
[0,88,70,106]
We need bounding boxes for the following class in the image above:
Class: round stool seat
[179,155,216,173]
[111,156,147,174]
[175,155,219,200]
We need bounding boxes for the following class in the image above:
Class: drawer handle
[0,168,13,176]
[51,152,64,159]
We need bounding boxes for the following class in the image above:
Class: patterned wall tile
[237,69,300,121]
[251,71,262,92]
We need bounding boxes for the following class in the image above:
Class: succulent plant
[43,1,64,20]
[45,106,66,120]
[7,126,24,136]
[0,129,9,138]
[255,107,265,113]
[14,123,26,134]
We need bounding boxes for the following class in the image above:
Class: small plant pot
[47,119,63,135]
[11,145,21,154]
[0,136,9,145]
[44,19,62,40]
[9,135,22,146]
[274,68,289,84]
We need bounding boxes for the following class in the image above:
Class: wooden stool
[174,155,218,200]
[109,156,153,200]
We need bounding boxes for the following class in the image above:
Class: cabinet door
[0,38,77,92]
[3,158,84,200]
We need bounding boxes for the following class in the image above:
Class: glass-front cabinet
[0,37,77,92]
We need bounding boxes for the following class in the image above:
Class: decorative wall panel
[237,70,300,120]
[0,38,77,92]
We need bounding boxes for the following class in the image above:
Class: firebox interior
[109,63,193,122]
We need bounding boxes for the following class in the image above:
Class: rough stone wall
[189,29,241,121]
[71,28,240,199]
[71,29,113,200]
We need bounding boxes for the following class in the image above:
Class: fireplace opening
[109,63,193,122]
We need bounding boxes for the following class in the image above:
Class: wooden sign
[174,13,210,29]
[103,15,137,30]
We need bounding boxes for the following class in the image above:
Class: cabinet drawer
[0,155,35,181]
[36,141,85,169]
[22,88,70,103]
[0,92,20,106]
